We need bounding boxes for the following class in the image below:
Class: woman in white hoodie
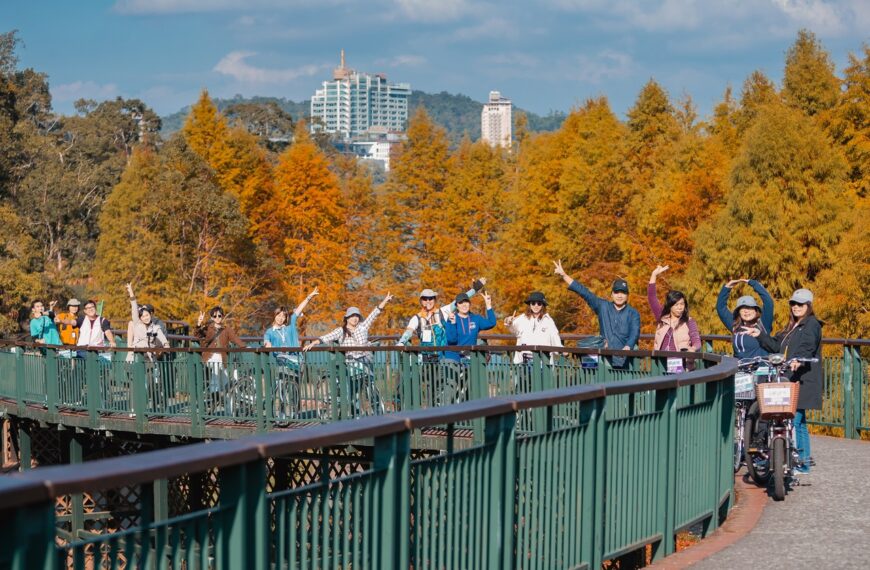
[504,291,563,364]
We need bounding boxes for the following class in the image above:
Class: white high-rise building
[481,91,512,148]
[310,51,411,139]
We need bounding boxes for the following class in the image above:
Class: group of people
[27,261,823,471]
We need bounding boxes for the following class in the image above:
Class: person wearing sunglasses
[504,291,563,364]
[196,306,246,396]
[748,288,823,473]
[396,278,487,360]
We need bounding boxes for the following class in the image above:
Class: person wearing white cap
[396,278,487,359]
[716,278,774,359]
[303,293,393,361]
[749,288,823,473]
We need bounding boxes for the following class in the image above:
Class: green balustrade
[0,353,737,570]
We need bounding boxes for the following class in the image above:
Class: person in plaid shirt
[303,293,393,360]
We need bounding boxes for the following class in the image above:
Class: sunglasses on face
[420,297,436,302]
[789,302,807,307]
[529,302,543,307]
[213,314,224,318]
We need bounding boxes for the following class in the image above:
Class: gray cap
[344,306,363,319]
[67,298,81,307]
[419,289,438,298]
[790,288,814,304]
[734,295,760,310]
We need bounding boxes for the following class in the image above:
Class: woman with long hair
[504,291,562,364]
[750,288,823,473]
[303,293,393,361]
[648,265,701,353]
[263,287,318,358]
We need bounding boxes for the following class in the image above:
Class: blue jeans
[793,409,810,469]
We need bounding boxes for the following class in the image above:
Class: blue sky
[10,0,870,120]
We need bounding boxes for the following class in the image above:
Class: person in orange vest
[55,299,81,346]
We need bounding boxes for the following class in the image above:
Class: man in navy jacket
[554,260,640,368]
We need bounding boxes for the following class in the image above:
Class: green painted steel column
[132,357,147,431]
[218,458,268,570]
[17,421,31,471]
[85,351,100,425]
[44,349,58,416]
[153,478,169,522]
[590,396,607,570]
[485,412,516,569]
[186,355,204,438]
[373,431,411,569]
[14,348,25,415]
[653,386,678,561]
[5,501,55,570]
[469,351,487,442]
[852,346,865,437]
[843,344,856,439]
[331,350,349,419]
[69,434,85,539]
[255,351,267,432]
[707,378,725,535]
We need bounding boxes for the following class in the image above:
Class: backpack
[416,311,447,347]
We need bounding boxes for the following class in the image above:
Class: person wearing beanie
[716,277,774,359]
[504,291,563,364]
[553,260,640,368]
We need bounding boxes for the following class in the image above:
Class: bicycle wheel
[227,375,256,418]
[313,376,333,420]
[772,437,786,501]
[744,403,771,486]
[734,405,746,473]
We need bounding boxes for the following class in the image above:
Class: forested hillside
[1,29,868,340]
[161,90,567,143]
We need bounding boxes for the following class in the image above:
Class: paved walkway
[690,435,870,569]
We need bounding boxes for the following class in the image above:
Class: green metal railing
[0,350,736,570]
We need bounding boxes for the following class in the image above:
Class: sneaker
[793,466,810,474]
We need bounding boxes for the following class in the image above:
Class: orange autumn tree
[262,124,350,333]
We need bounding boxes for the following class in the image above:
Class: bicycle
[313,355,384,420]
[733,357,774,473]
[742,354,817,500]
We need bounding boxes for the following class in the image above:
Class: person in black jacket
[749,288,822,473]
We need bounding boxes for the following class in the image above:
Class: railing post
[69,434,85,539]
[218,457,268,570]
[132,357,148,431]
[3,500,55,570]
[187,354,204,438]
[331,350,348,419]
[588,396,607,570]
[15,348,25,415]
[653,385,678,561]
[255,351,267,432]
[44,348,58,416]
[85,351,100,425]
[485,412,517,569]
[373,430,411,569]
[469,350,487,442]
[842,344,857,439]
[853,345,864,438]
[532,351,547,432]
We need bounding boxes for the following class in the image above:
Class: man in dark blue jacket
[554,260,640,368]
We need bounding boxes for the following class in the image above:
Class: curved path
[688,435,870,569]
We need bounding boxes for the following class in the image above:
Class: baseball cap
[344,306,363,319]
[455,293,470,304]
[735,295,760,310]
[611,279,629,294]
[419,289,438,298]
[789,289,813,304]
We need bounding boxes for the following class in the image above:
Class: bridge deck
[692,435,870,569]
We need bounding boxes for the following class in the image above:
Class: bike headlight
[769,353,785,365]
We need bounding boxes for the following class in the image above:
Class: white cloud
[113,0,336,14]
[375,55,427,67]
[213,52,327,83]
[52,81,120,102]
[770,0,844,33]
[550,0,703,31]
[391,0,470,22]
[573,50,634,83]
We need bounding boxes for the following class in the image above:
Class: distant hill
[160,90,566,142]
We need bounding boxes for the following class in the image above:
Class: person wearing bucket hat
[715,277,774,359]
[396,278,488,358]
[553,260,640,368]
[504,291,563,364]
[443,289,497,362]
[750,288,823,473]
[56,298,82,345]
[304,292,394,360]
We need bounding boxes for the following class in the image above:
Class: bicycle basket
[757,382,800,419]
[734,372,755,400]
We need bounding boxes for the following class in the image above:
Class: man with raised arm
[553,260,640,368]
